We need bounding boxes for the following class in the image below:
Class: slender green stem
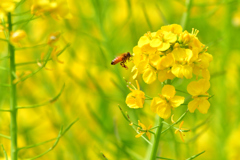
[186,150,205,160]
[15,43,47,50]
[1,144,8,160]
[0,56,10,60]
[0,133,11,140]
[181,0,193,30]
[0,83,10,87]
[12,10,30,16]
[18,138,56,151]
[17,84,65,109]
[15,43,70,66]
[0,38,8,42]
[161,109,188,134]
[0,109,11,112]
[146,79,171,160]
[12,16,40,26]
[149,116,164,160]
[8,12,18,160]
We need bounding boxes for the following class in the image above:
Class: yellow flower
[192,52,212,80]
[126,80,145,109]
[0,24,4,32]
[157,53,175,82]
[151,85,185,119]
[232,11,240,27]
[0,0,20,18]
[138,35,150,48]
[135,120,152,140]
[31,0,72,20]
[142,64,157,84]
[187,79,210,113]
[131,46,149,79]
[171,48,193,79]
[47,31,61,46]
[174,121,188,142]
[161,24,183,35]
[179,30,191,44]
[131,49,159,84]
[10,30,26,46]
[156,30,177,51]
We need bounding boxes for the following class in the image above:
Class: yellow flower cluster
[0,0,20,18]
[126,24,213,119]
[31,0,72,20]
[131,24,213,83]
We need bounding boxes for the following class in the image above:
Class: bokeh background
[1,0,240,159]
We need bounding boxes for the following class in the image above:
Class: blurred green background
[1,0,240,159]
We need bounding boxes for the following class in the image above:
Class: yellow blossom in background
[187,79,210,113]
[10,30,26,46]
[126,80,145,109]
[226,127,240,160]
[232,11,240,27]
[151,85,185,119]
[135,120,152,140]
[0,0,20,18]
[47,31,61,46]
[0,24,4,32]
[31,0,72,20]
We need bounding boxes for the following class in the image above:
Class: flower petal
[198,79,210,93]
[142,67,156,84]
[170,96,185,108]
[187,81,201,96]
[138,36,150,48]
[150,38,162,48]
[151,97,165,113]
[135,132,144,138]
[188,99,199,113]
[131,66,138,79]
[197,98,210,114]
[157,103,171,119]
[171,64,183,78]
[202,69,210,80]
[126,90,145,109]
[182,65,193,79]
[146,132,151,140]
[162,85,176,99]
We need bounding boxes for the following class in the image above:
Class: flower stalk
[148,116,164,160]
[8,12,18,160]
[147,80,172,160]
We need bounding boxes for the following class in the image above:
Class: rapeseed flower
[126,80,145,109]
[10,30,26,46]
[187,79,210,113]
[192,52,213,80]
[151,85,185,119]
[171,48,193,79]
[31,0,72,20]
[131,24,212,84]
[135,120,152,140]
[174,121,189,142]
[0,0,20,18]
[47,31,61,46]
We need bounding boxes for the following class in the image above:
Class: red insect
[111,52,132,69]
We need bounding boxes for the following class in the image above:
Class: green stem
[181,0,193,30]
[8,12,18,160]
[146,80,171,160]
[148,116,164,160]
